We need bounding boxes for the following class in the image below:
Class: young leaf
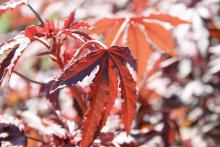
[63,11,89,30]
[64,11,75,29]
[0,123,27,146]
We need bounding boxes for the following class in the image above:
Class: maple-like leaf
[0,0,28,16]
[0,33,30,86]
[48,45,137,147]
[88,13,190,81]
[0,123,27,146]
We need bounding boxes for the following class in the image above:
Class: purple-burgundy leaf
[50,49,105,92]
[48,46,137,146]
[0,33,30,86]
[0,123,27,146]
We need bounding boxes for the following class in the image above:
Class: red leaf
[88,13,189,81]
[0,0,28,16]
[24,25,46,40]
[80,58,108,147]
[99,59,118,129]
[64,11,75,29]
[109,53,136,134]
[64,11,90,29]
[145,13,191,26]
[88,18,116,34]
[103,19,124,46]
[48,45,137,146]
[69,22,90,30]
[143,21,175,56]
[69,85,88,113]
[126,23,153,81]
[50,49,105,92]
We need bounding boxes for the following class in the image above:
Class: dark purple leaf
[0,123,27,146]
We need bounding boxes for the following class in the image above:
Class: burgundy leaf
[80,58,108,147]
[50,49,105,92]
[0,123,27,146]
[48,45,137,146]
[0,33,30,86]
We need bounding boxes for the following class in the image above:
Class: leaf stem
[62,30,85,43]
[35,38,50,49]
[27,4,45,26]
[13,71,45,85]
[83,40,108,49]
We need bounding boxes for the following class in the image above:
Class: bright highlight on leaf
[1,0,212,146]
[88,13,190,81]
[48,46,137,147]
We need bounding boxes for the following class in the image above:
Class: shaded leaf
[0,33,30,86]
[80,58,108,147]
[0,123,27,146]
[48,46,137,146]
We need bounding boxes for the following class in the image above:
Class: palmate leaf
[48,46,137,147]
[88,13,190,81]
[0,0,28,16]
[0,33,30,86]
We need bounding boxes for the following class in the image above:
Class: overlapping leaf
[88,13,190,81]
[0,0,28,16]
[0,10,91,87]
[0,33,30,86]
[23,12,91,68]
[0,123,27,146]
[48,46,137,147]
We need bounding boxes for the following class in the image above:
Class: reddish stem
[13,71,44,85]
